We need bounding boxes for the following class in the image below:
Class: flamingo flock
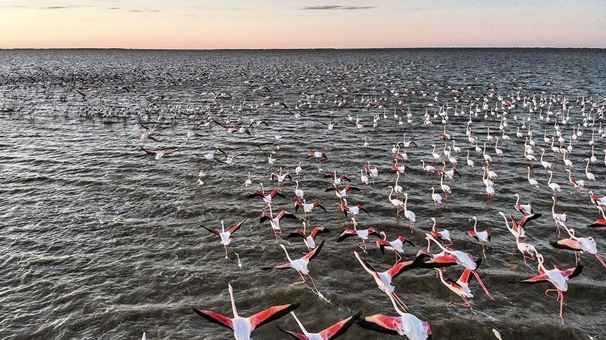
[6,51,606,339]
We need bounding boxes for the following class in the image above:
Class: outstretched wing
[356,314,402,336]
[387,260,417,280]
[192,307,233,330]
[304,240,324,261]
[249,303,300,331]
[318,312,361,340]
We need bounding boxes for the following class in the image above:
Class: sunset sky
[1,0,605,49]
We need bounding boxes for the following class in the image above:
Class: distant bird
[277,311,360,340]
[248,184,285,206]
[140,147,178,161]
[192,283,298,340]
[307,151,328,160]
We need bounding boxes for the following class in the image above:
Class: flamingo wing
[310,227,329,238]
[551,239,582,251]
[337,230,357,242]
[287,229,307,239]
[318,312,361,340]
[276,326,309,340]
[201,225,220,236]
[192,308,234,330]
[458,268,473,285]
[518,273,550,284]
[519,213,542,228]
[562,264,583,280]
[387,260,417,279]
[249,303,300,331]
[589,219,606,228]
[303,240,324,261]
[228,221,245,234]
[357,314,402,336]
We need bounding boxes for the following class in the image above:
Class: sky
[1,0,605,49]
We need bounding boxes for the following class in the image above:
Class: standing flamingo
[403,193,416,231]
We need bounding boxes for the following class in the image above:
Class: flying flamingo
[340,198,370,219]
[325,184,361,199]
[307,151,328,160]
[192,283,299,340]
[425,234,493,298]
[337,227,382,251]
[357,292,431,340]
[277,311,360,340]
[260,209,297,239]
[271,168,292,187]
[376,232,415,263]
[515,253,583,320]
[353,251,417,312]
[551,226,606,268]
[140,147,178,161]
[467,216,491,257]
[295,199,327,219]
[202,220,245,259]
[287,223,330,251]
[268,241,325,293]
[498,211,525,239]
[248,183,285,206]
[429,217,452,245]
[435,268,475,311]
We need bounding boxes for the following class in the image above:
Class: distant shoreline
[1,47,605,52]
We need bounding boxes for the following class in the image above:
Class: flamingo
[466,150,475,168]
[526,167,540,189]
[435,268,474,311]
[325,184,361,199]
[540,148,553,169]
[307,151,327,160]
[288,223,330,251]
[294,199,327,219]
[260,209,297,238]
[403,193,416,231]
[588,206,606,228]
[376,232,415,263]
[294,180,305,200]
[429,217,452,245]
[295,162,303,177]
[515,233,537,267]
[515,253,583,320]
[360,169,369,188]
[430,187,442,209]
[269,242,325,292]
[589,191,606,207]
[244,172,252,188]
[439,174,452,200]
[357,293,431,340]
[353,251,417,312]
[202,220,245,259]
[513,193,534,215]
[337,227,382,251]
[585,158,596,181]
[340,198,370,219]
[324,170,351,185]
[140,147,178,161]
[388,186,405,218]
[365,161,379,183]
[277,311,360,340]
[467,216,491,257]
[425,234,493,298]
[547,171,561,197]
[192,283,299,340]
[551,196,567,235]
[271,168,292,186]
[565,169,585,189]
[248,184,285,206]
[551,227,606,268]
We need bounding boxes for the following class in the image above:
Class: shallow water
[1,49,606,339]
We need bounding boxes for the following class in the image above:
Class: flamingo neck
[228,285,239,318]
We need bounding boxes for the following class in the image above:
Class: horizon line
[1,46,605,51]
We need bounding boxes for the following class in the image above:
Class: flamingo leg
[473,271,493,299]
[223,245,229,259]
[390,292,410,312]
[482,242,487,258]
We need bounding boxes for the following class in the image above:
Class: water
[1,48,606,340]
